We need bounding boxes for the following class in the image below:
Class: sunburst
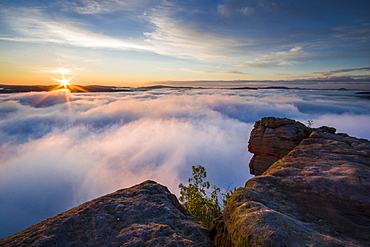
[52,68,74,90]
[55,74,72,89]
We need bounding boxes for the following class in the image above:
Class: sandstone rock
[0,180,214,247]
[248,117,310,175]
[212,118,370,246]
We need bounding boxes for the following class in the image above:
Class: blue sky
[0,0,370,88]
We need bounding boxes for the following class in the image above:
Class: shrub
[179,165,234,227]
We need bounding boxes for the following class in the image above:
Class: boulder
[0,180,214,247]
[212,118,370,246]
[248,117,310,175]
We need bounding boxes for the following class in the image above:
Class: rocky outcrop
[248,117,310,175]
[212,117,370,246]
[0,180,214,247]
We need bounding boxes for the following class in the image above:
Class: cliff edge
[211,117,370,246]
[0,180,214,247]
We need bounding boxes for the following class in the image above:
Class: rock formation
[0,180,214,247]
[248,117,310,175]
[211,117,370,246]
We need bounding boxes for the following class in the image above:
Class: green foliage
[179,165,235,228]
[221,186,236,208]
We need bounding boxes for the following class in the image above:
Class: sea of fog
[1,88,370,238]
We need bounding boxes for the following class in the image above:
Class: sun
[52,67,75,90]
[50,67,87,93]
[56,74,72,89]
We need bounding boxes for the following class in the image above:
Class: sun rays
[55,74,72,89]
[52,68,75,90]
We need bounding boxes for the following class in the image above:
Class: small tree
[306,119,314,128]
[220,185,235,209]
[179,165,222,227]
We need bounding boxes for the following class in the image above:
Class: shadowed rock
[0,180,214,247]
[212,117,370,246]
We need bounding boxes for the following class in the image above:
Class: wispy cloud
[181,68,250,76]
[236,46,311,68]
[218,5,255,17]
[0,0,369,86]
[143,5,253,61]
[61,0,155,15]
[0,8,153,52]
[217,0,278,17]
[0,4,250,63]
[66,0,118,14]
[333,23,370,41]
[312,66,370,76]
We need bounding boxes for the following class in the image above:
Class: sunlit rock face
[212,117,370,247]
[0,180,214,247]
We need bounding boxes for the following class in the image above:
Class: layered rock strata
[0,180,214,247]
[212,117,370,246]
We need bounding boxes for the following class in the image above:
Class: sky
[1,88,370,238]
[0,0,370,89]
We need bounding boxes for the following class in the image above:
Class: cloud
[0,7,152,52]
[237,46,312,68]
[313,114,370,138]
[181,68,250,76]
[1,0,369,83]
[312,66,370,77]
[217,4,231,17]
[241,7,255,16]
[333,23,370,41]
[0,4,249,62]
[217,1,261,17]
[67,0,119,14]
[0,90,252,237]
[1,88,370,238]
[143,5,253,61]
[60,0,157,15]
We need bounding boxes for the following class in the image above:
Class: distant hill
[0,84,133,93]
[1,84,369,94]
[0,84,199,93]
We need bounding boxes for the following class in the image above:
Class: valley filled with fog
[1,88,370,238]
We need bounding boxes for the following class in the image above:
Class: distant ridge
[1,84,368,94]
[0,84,132,93]
[0,84,198,93]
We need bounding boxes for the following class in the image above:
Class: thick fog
[1,88,369,238]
